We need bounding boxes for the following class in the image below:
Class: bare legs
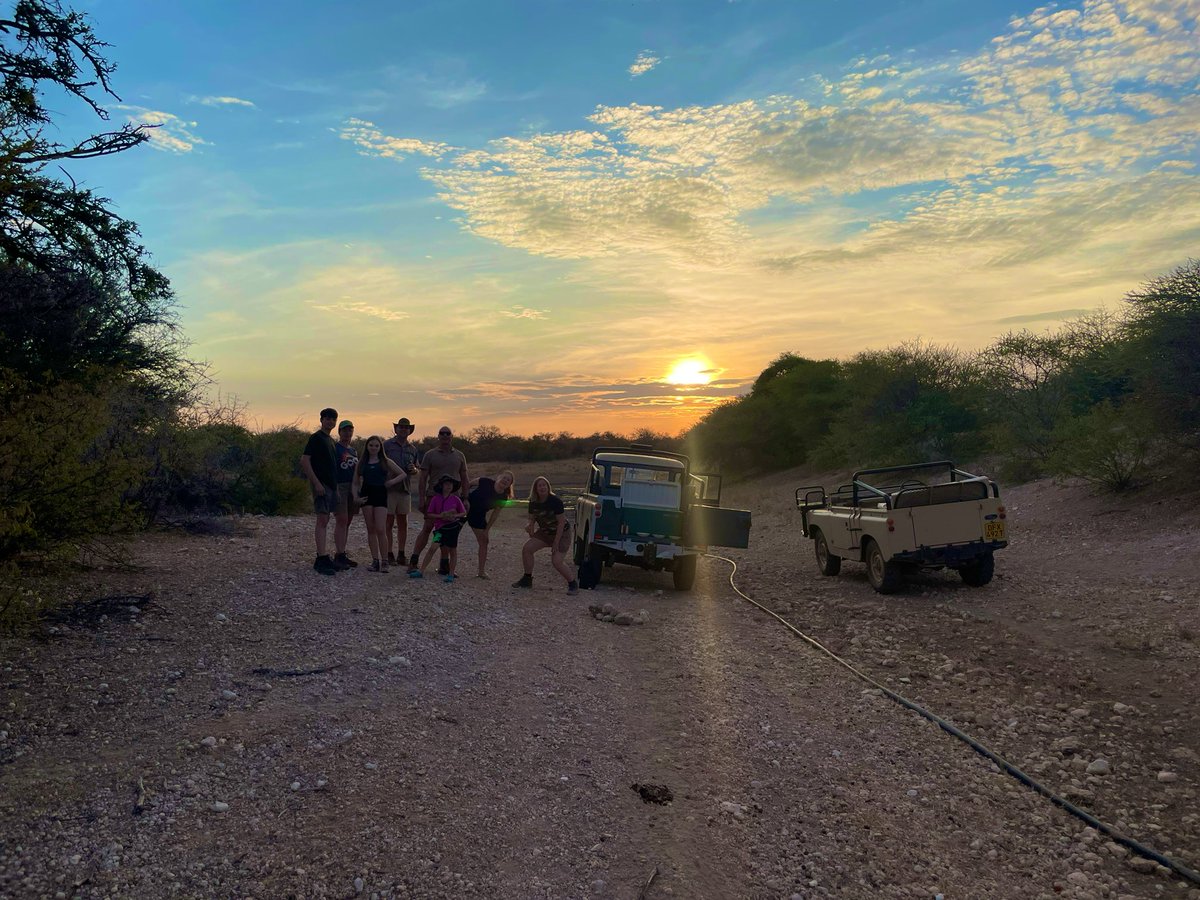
[385,513,410,561]
[520,537,574,583]
[365,506,388,565]
[314,513,330,556]
[472,526,490,577]
[334,509,351,556]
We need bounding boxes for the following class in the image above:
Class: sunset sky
[59,0,1199,439]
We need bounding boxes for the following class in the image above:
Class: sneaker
[335,552,358,568]
[512,574,533,589]
[409,570,423,579]
[331,554,351,571]
[314,555,337,576]
[409,553,419,569]
[380,559,390,573]
[567,580,579,595]
[443,573,455,583]
[438,559,450,576]
[367,559,381,572]
[387,551,396,565]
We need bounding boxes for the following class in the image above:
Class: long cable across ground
[705,553,1200,888]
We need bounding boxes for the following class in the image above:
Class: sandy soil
[1,464,1198,899]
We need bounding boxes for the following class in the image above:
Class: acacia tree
[0,0,181,384]
[0,1,195,611]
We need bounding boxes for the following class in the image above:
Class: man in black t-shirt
[299,407,340,575]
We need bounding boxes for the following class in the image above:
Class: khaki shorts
[336,483,359,516]
[387,487,412,516]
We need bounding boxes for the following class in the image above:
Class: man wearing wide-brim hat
[383,417,422,566]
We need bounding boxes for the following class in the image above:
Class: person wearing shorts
[383,417,422,566]
[411,426,468,573]
[300,407,340,575]
[332,420,360,569]
[354,435,409,572]
[466,471,515,578]
[512,476,578,594]
[414,474,466,582]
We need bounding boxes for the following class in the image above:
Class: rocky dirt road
[1,471,1197,899]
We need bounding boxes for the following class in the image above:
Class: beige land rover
[794,461,1008,594]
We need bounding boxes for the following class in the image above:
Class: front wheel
[959,552,995,587]
[813,529,841,576]
[672,554,698,591]
[864,538,902,594]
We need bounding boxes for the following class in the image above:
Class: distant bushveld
[684,258,1200,491]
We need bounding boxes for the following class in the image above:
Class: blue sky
[54,0,1200,437]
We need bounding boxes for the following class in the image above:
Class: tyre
[578,540,603,589]
[672,554,698,591]
[959,551,995,587]
[573,535,586,566]
[813,529,841,576]
[863,538,902,594]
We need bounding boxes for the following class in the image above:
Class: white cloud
[114,106,207,153]
[339,118,456,160]
[347,0,1198,269]
[195,95,256,108]
[629,51,661,77]
[311,300,409,321]
[500,305,548,319]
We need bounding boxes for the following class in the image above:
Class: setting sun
[666,358,713,386]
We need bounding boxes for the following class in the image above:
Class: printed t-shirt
[334,442,358,484]
[304,430,337,486]
[529,494,566,537]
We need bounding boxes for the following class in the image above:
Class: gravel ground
[1,468,1198,899]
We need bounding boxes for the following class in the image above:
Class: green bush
[1047,401,1160,492]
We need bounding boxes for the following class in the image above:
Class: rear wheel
[578,536,603,589]
[959,551,995,587]
[672,554,698,591]
[813,529,841,576]
[864,538,902,594]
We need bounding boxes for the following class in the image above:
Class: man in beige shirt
[408,426,469,572]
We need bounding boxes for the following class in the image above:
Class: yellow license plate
[985,521,1006,541]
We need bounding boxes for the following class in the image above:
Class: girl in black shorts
[354,435,408,571]
[466,470,515,578]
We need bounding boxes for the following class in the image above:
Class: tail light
[886,518,895,533]
[998,505,1006,520]
[594,504,602,517]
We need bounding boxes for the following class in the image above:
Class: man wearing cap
[409,426,469,573]
[299,407,340,576]
[383,417,423,567]
[332,420,360,570]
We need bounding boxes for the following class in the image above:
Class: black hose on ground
[705,553,1200,888]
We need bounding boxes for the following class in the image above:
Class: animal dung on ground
[632,782,673,804]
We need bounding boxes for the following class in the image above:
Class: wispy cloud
[339,118,456,160]
[629,51,661,77]
[113,105,207,153]
[339,0,1196,270]
[195,95,256,108]
[311,300,409,322]
[499,305,548,320]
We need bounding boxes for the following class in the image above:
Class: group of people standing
[299,408,579,593]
